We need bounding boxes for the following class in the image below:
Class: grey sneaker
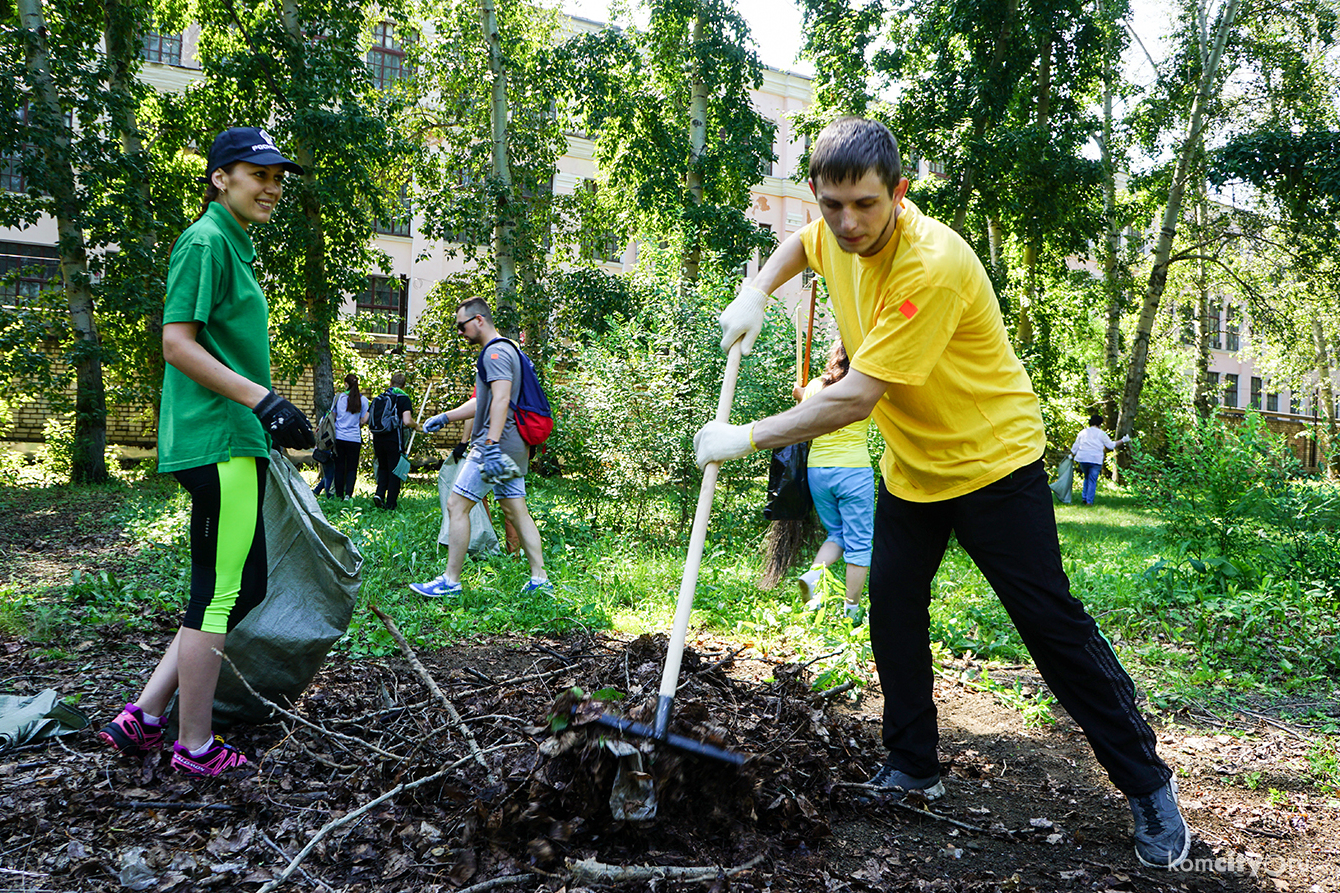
[867,763,945,801]
[798,566,824,610]
[1128,779,1190,868]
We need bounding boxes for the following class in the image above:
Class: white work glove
[693,421,756,469]
[1118,434,1131,445]
[719,284,769,356]
[424,412,450,433]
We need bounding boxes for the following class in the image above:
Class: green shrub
[1122,412,1340,683]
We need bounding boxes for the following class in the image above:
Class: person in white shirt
[1069,414,1130,506]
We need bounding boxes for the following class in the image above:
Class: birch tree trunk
[950,0,1016,233]
[1099,0,1122,427]
[682,15,708,290]
[104,0,165,419]
[1015,26,1051,345]
[1191,186,1215,418]
[480,0,518,322]
[17,0,108,483]
[281,0,333,413]
[1312,314,1337,478]
[1115,0,1240,438]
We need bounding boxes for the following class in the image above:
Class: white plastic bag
[438,455,500,555]
[1049,454,1075,504]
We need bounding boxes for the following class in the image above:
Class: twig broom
[759,281,819,589]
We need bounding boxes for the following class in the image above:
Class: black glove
[253,389,315,450]
[452,441,469,463]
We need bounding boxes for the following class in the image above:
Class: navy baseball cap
[205,127,304,178]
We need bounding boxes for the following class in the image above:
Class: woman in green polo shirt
[98,128,314,778]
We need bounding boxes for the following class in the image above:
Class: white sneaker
[798,566,824,610]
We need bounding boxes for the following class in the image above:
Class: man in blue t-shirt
[409,298,550,598]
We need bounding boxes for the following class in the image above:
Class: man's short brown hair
[808,116,903,196]
[456,297,493,324]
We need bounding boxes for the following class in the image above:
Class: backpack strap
[476,337,521,382]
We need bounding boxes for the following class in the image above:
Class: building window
[0,153,23,194]
[1224,373,1239,409]
[374,185,411,237]
[0,241,61,307]
[357,275,407,336]
[758,223,773,267]
[1209,309,1222,349]
[1291,393,1301,415]
[2,104,31,194]
[801,267,815,289]
[367,23,408,89]
[1225,306,1240,351]
[1250,377,1262,409]
[1267,392,1279,412]
[141,32,183,65]
[1206,372,1219,405]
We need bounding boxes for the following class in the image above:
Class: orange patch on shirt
[490,353,499,359]
[899,300,918,319]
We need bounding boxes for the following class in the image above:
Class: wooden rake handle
[653,340,745,738]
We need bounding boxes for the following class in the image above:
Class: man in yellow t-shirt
[693,116,1188,869]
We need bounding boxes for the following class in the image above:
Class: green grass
[2,465,1335,737]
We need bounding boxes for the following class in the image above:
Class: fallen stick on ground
[371,605,498,784]
[453,874,536,893]
[819,680,858,699]
[566,854,766,885]
[255,746,518,893]
[113,801,238,812]
[259,830,338,893]
[830,784,1012,838]
[217,652,404,760]
[455,666,568,698]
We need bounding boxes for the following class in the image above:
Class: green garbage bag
[209,450,363,727]
[0,690,89,754]
[1049,453,1075,504]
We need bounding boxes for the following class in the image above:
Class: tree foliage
[557,0,776,283]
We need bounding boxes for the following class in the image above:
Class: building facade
[1,17,821,445]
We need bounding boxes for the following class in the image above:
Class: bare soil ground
[2,491,1338,893]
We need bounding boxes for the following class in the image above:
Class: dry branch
[455,666,568,698]
[259,830,337,893]
[454,875,536,893]
[830,784,1010,838]
[255,746,518,893]
[217,652,404,760]
[370,605,497,784]
[567,854,765,884]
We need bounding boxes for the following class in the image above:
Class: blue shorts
[808,465,875,567]
[451,454,526,502]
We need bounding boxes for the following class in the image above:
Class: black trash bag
[764,442,813,521]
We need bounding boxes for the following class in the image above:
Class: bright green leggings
[172,456,268,634]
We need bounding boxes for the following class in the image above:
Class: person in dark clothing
[371,371,418,510]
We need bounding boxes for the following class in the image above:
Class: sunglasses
[456,315,478,332]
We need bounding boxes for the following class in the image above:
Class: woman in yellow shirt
[794,343,874,623]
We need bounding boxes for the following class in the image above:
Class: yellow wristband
[747,423,757,452]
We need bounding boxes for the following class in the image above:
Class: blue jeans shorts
[808,465,875,567]
[451,454,526,502]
